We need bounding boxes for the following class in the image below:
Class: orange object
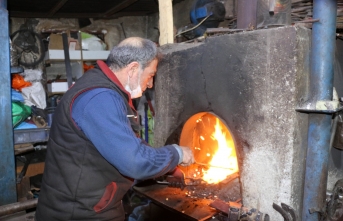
[83,63,94,72]
[12,74,32,91]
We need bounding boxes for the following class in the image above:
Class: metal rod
[0,198,38,217]
[205,28,244,34]
[302,0,337,220]
[194,161,232,169]
[78,31,84,75]
[0,0,17,205]
[294,19,320,24]
[62,32,73,88]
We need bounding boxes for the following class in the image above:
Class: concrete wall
[154,26,311,220]
[328,39,343,190]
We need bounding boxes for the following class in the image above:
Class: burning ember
[179,112,239,184]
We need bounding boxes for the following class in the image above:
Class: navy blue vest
[36,65,139,221]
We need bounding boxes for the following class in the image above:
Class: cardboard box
[49,33,81,50]
[47,81,74,93]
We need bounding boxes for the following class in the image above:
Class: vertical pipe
[237,0,257,29]
[302,0,337,220]
[0,0,17,205]
[62,33,73,88]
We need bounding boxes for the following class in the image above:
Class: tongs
[155,175,203,186]
[194,161,233,170]
[155,167,204,189]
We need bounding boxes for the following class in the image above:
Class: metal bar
[294,19,320,23]
[47,0,69,17]
[0,0,17,206]
[205,28,244,34]
[0,198,38,217]
[237,0,257,29]
[194,161,232,169]
[62,33,73,88]
[269,0,276,14]
[78,31,84,75]
[103,0,138,18]
[302,0,337,220]
[120,22,127,38]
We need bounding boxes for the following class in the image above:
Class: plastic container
[14,128,50,144]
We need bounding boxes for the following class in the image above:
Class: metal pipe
[0,0,17,205]
[302,0,337,220]
[0,198,38,217]
[62,32,73,88]
[237,0,257,29]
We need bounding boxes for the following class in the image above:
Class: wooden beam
[158,0,174,45]
[9,11,101,18]
[110,11,151,19]
[9,11,150,19]
[47,0,70,17]
[103,0,138,18]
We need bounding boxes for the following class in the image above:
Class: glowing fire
[201,118,238,184]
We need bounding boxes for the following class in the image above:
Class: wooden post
[158,0,174,45]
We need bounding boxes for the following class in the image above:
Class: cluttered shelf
[11,31,110,145]
[45,49,110,61]
[44,32,110,61]
[45,33,110,94]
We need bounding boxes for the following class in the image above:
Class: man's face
[139,59,158,91]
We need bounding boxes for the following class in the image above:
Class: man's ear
[128,62,140,77]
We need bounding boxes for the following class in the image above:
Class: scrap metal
[209,199,270,221]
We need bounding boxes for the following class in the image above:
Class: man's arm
[72,88,179,180]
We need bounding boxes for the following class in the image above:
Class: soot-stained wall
[154,26,311,219]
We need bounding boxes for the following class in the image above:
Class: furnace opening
[179,112,239,184]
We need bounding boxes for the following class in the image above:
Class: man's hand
[178,145,195,167]
[166,167,186,190]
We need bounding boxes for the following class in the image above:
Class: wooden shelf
[45,49,110,61]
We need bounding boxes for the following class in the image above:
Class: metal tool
[273,202,298,221]
[155,175,203,187]
[155,166,204,188]
[209,199,270,221]
[194,161,233,170]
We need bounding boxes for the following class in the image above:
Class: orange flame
[202,118,238,184]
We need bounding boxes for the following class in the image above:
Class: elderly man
[35,37,194,221]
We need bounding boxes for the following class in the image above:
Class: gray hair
[106,37,160,71]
